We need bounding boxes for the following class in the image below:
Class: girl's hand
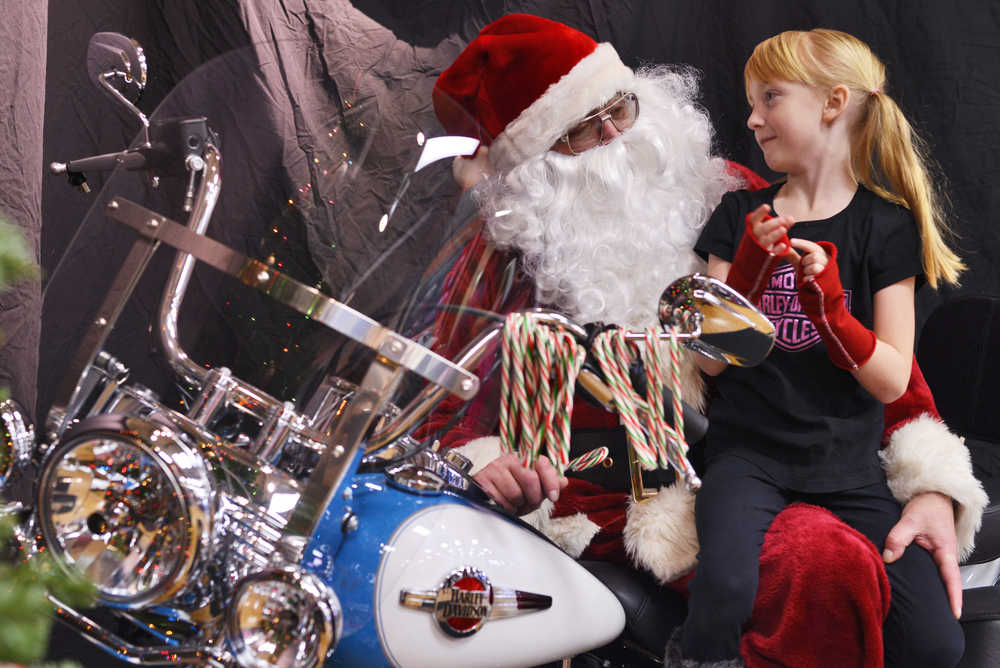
[788,237,828,278]
[747,203,796,256]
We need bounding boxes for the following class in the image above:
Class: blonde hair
[744,29,964,288]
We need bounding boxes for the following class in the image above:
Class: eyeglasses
[557,92,639,154]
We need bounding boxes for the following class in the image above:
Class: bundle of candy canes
[497,313,697,487]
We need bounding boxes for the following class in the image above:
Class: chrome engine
[9,381,354,667]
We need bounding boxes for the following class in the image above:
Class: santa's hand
[473,453,569,515]
[883,491,962,618]
[452,146,494,190]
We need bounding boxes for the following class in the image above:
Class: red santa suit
[429,13,987,667]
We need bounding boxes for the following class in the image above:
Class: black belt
[567,397,708,492]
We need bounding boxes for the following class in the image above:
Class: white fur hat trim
[489,43,634,173]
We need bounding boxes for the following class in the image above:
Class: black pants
[681,454,964,667]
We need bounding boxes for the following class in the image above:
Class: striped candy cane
[498,314,606,475]
[589,325,698,488]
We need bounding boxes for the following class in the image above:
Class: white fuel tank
[375,503,626,667]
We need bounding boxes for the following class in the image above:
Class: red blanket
[744,504,891,667]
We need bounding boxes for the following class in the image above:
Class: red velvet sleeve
[725,160,771,191]
[417,224,533,448]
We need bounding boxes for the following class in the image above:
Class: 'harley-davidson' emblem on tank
[399,567,551,637]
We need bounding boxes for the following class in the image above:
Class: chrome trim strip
[50,596,225,666]
[281,358,405,556]
[104,196,478,400]
[48,213,161,437]
[367,322,503,452]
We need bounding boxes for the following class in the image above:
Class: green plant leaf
[0,217,37,286]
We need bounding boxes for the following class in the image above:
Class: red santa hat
[433,13,634,173]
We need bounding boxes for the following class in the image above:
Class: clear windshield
[39,38,516,444]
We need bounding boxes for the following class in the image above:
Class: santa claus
[426,13,986,667]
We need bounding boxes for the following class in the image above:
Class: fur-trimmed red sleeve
[881,356,987,559]
[724,160,770,191]
[883,355,939,441]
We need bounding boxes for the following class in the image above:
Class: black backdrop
[35,0,1000,421]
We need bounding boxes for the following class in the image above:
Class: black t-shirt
[694,183,923,492]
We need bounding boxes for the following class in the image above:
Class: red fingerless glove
[725,212,786,305]
[796,241,877,370]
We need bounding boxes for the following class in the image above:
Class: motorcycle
[1,32,776,667]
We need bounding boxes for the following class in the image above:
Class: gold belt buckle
[629,443,667,503]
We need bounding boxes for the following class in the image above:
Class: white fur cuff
[623,484,699,583]
[454,435,505,475]
[880,413,989,560]
[520,500,602,558]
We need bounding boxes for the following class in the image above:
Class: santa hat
[433,13,634,173]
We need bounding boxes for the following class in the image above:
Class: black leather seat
[959,587,1000,668]
[578,559,687,656]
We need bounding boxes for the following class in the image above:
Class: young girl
[671,29,966,667]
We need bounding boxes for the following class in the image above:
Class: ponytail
[746,29,965,288]
[854,91,965,288]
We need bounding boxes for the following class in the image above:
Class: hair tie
[870,88,881,95]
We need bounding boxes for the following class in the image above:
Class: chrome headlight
[226,566,342,667]
[37,415,214,608]
[0,398,34,486]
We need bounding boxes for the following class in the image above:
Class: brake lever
[49,147,150,192]
[65,170,90,194]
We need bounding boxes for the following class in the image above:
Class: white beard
[479,66,738,330]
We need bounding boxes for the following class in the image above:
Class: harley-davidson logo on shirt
[759,264,852,352]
